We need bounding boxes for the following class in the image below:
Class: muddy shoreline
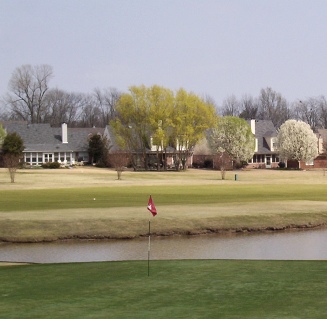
[1,222,325,244]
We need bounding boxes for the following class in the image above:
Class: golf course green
[0,167,326,318]
[0,260,327,318]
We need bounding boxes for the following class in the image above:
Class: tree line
[0,64,120,127]
[220,88,327,130]
[2,64,327,131]
[0,65,321,179]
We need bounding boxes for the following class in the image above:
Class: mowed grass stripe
[0,184,326,212]
[0,260,327,318]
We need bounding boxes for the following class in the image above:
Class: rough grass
[0,260,327,319]
[0,168,327,242]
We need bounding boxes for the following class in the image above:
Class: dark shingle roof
[2,122,104,153]
[247,120,277,154]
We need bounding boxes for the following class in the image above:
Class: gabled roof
[254,120,277,138]
[2,121,105,153]
[247,119,277,154]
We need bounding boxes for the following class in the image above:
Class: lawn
[0,168,327,318]
[0,168,327,241]
[0,260,326,319]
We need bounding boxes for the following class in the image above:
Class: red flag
[147,195,157,217]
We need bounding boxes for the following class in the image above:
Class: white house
[2,121,104,166]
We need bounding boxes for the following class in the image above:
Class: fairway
[0,167,327,242]
[0,169,327,318]
[0,260,326,319]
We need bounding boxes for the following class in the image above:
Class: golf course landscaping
[0,167,327,318]
[0,167,326,242]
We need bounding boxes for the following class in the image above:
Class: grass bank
[0,168,327,242]
[0,260,326,318]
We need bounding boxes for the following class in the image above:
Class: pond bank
[0,221,326,244]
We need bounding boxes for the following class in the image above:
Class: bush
[42,162,60,169]
[235,160,248,169]
[278,162,286,168]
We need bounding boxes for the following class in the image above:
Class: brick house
[288,128,327,169]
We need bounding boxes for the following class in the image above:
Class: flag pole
[146,195,157,277]
[148,219,151,276]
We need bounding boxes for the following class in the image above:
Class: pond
[1,228,327,263]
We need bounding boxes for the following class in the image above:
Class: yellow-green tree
[111,85,217,171]
[171,89,217,170]
[111,85,160,169]
[0,124,5,148]
[147,85,174,170]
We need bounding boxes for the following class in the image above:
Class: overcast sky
[1,0,327,106]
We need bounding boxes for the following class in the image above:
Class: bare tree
[214,151,230,180]
[43,89,83,126]
[295,99,319,130]
[79,94,102,127]
[257,87,290,128]
[318,96,327,129]
[239,95,258,120]
[4,64,53,123]
[3,154,20,183]
[220,95,240,116]
[107,150,130,180]
[94,87,120,126]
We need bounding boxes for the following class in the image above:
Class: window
[272,155,279,163]
[44,153,54,163]
[306,159,314,166]
[25,154,31,164]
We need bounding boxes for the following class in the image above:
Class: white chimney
[62,123,68,143]
[250,119,256,135]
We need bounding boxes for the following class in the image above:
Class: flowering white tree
[207,116,255,179]
[277,119,318,167]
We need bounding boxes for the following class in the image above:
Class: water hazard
[1,228,327,263]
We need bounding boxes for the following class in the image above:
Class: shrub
[235,160,248,169]
[278,162,286,168]
[42,162,60,169]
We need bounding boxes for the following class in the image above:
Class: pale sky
[1,0,327,106]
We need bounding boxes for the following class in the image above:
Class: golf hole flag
[147,195,157,216]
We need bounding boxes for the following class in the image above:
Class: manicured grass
[0,260,326,318]
[0,183,326,211]
[0,168,327,241]
[0,169,326,318]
